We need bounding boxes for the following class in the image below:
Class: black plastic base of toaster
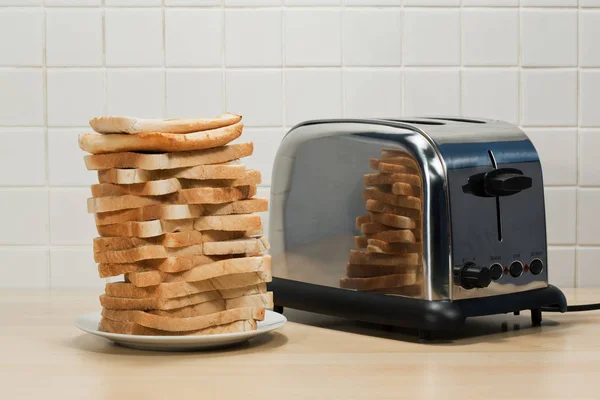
[267,277,567,336]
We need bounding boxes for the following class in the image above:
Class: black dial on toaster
[454,263,492,290]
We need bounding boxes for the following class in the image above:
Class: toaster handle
[463,168,532,198]
[484,168,533,197]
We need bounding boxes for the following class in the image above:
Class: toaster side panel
[269,121,450,300]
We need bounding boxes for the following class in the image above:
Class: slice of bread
[364,172,422,187]
[366,229,416,244]
[101,307,265,332]
[94,244,204,264]
[348,249,419,266]
[354,236,368,249]
[125,255,271,287]
[101,285,269,311]
[362,187,421,210]
[149,292,273,317]
[96,219,194,238]
[105,277,269,300]
[84,142,253,171]
[339,273,417,290]
[355,215,371,229]
[380,150,419,167]
[91,170,261,198]
[90,113,241,134]
[88,185,257,213]
[98,255,227,277]
[79,121,243,154]
[98,162,245,184]
[193,214,262,232]
[92,178,182,197]
[391,182,417,196]
[95,204,204,226]
[180,169,261,188]
[369,158,419,174]
[175,185,256,206]
[345,263,418,278]
[367,239,421,255]
[100,317,257,336]
[94,199,267,226]
[100,289,222,311]
[97,215,262,238]
[93,231,246,253]
[365,199,421,220]
[203,237,269,256]
[369,212,417,230]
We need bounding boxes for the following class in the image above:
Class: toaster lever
[463,168,532,198]
[484,168,532,197]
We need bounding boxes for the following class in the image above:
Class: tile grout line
[42,0,52,289]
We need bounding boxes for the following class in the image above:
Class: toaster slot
[488,150,503,242]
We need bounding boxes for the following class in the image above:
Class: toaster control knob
[455,262,492,290]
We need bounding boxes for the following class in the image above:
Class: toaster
[267,117,567,339]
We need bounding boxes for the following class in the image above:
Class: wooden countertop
[2,288,600,399]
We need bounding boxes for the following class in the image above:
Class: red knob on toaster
[454,262,492,290]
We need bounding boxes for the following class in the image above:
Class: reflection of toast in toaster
[340,150,424,297]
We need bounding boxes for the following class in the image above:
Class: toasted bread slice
[355,215,371,229]
[150,293,273,317]
[94,199,267,226]
[101,307,265,332]
[203,237,269,256]
[88,186,256,213]
[365,199,421,220]
[340,273,417,290]
[380,151,419,167]
[348,249,419,266]
[367,239,421,255]
[84,142,253,171]
[94,244,204,264]
[369,212,417,229]
[97,215,262,238]
[98,162,245,184]
[362,187,421,210]
[90,113,241,134]
[367,229,416,243]
[354,236,368,249]
[345,264,418,278]
[105,278,269,300]
[100,317,257,336]
[369,158,419,174]
[125,255,271,287]
[98,255,230,277]
[93,231,246,253]
[79,121,243,154]
[364,172,422,187]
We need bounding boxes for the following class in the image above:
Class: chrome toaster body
[269,117,549,302]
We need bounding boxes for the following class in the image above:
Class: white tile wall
[0,1,598,288]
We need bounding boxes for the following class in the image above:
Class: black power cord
[542,303,600,312]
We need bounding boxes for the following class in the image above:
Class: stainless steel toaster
[267,117,566,338]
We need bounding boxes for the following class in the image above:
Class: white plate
[75,310,287,351]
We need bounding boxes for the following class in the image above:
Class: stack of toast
[78,113,274,335]
[340,149,423,296]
